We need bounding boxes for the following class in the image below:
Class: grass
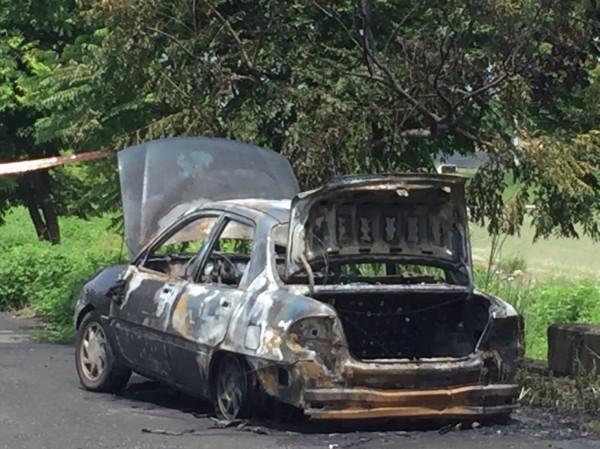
[477,269,600,360]
[469,210,600,360]
[0,207,123,340]
[470,222,600,278]
[461,165,600,278]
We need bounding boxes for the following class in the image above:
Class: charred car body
[74,137,523,420]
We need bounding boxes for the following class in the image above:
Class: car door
[166,215,256,393]
[110,213,221,380]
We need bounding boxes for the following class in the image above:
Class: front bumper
[303,384,518,420]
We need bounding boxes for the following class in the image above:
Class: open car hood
[285,174,473,285]
[118,137,299,259]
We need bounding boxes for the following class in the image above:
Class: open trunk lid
[285,174,473,285]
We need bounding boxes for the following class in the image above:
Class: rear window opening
[336,262,446,283]
[282,261,449,285]
[274,249,453,285]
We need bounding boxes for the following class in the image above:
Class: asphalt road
[1,312,599,449]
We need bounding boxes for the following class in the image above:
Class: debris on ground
[209,417,244,428]
[141,428,198,436]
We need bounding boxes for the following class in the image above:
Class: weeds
[474,229,600,360]
[0,207,123,340]
[517,361,600,415]
[476,269,600,360]
[497,255,527,274]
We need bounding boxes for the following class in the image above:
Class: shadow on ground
[113,377,512,436]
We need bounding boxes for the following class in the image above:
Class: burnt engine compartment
[315,291,490,360]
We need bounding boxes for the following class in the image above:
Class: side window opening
[271,223,289,279]
[200,219,254,287]
[144,216,218,278]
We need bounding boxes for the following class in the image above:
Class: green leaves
[2,0,600,242]
[0,207,123,337]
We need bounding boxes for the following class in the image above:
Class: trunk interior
[314,291,490,360]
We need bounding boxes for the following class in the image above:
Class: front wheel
[75,311,131,392]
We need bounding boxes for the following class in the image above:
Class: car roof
[202,198,292,223]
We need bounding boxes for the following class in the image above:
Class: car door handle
[163,288,172,294]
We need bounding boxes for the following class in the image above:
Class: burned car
[74,137,523,421]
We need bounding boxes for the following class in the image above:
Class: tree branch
[146,26,203,61]
[383,2,421,53]
[209,6,259,79]
[400,125,448,139]
[358,0,375,75]
[343,0,547,149]
[366,55,441,124]
[432,32,455,116]
[313,1,362,48]
[454,73,510,109]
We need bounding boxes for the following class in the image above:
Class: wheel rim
[216,356,247,420]
[79,322,107,382]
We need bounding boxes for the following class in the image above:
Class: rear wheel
[213,354,262,420]
[75,311,131,392]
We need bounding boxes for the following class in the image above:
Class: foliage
[0,0,107,239]
[15,0,600,240]
[2,0,600,346]
[0,207,123,339]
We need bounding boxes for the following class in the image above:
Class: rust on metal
[303,384,518,420]
[73,138,523,422]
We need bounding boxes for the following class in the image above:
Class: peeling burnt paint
[285,175,473,285]
[76,170,523,421]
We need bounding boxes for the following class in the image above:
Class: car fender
[74,265,128,329]
[217,287,338,363]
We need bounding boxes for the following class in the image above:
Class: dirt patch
[0,310,43,332]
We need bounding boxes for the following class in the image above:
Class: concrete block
[548,323,600,376]
[580,329,600,374]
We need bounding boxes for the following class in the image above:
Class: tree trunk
[36,171,60,244]
[17,174,49,241]
[16,171,60,244]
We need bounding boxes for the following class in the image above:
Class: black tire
[75,310,131,393]
[213,354,264,420]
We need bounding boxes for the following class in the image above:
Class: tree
[29,0,600,239]
[0,0,88,243]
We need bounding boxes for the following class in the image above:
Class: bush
[496,254,527,273]
[524,279,600,359]
[0,207,123,339]
[475,266,600,360]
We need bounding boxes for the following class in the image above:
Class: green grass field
[457,167,600,278]
[470,222,600,278]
